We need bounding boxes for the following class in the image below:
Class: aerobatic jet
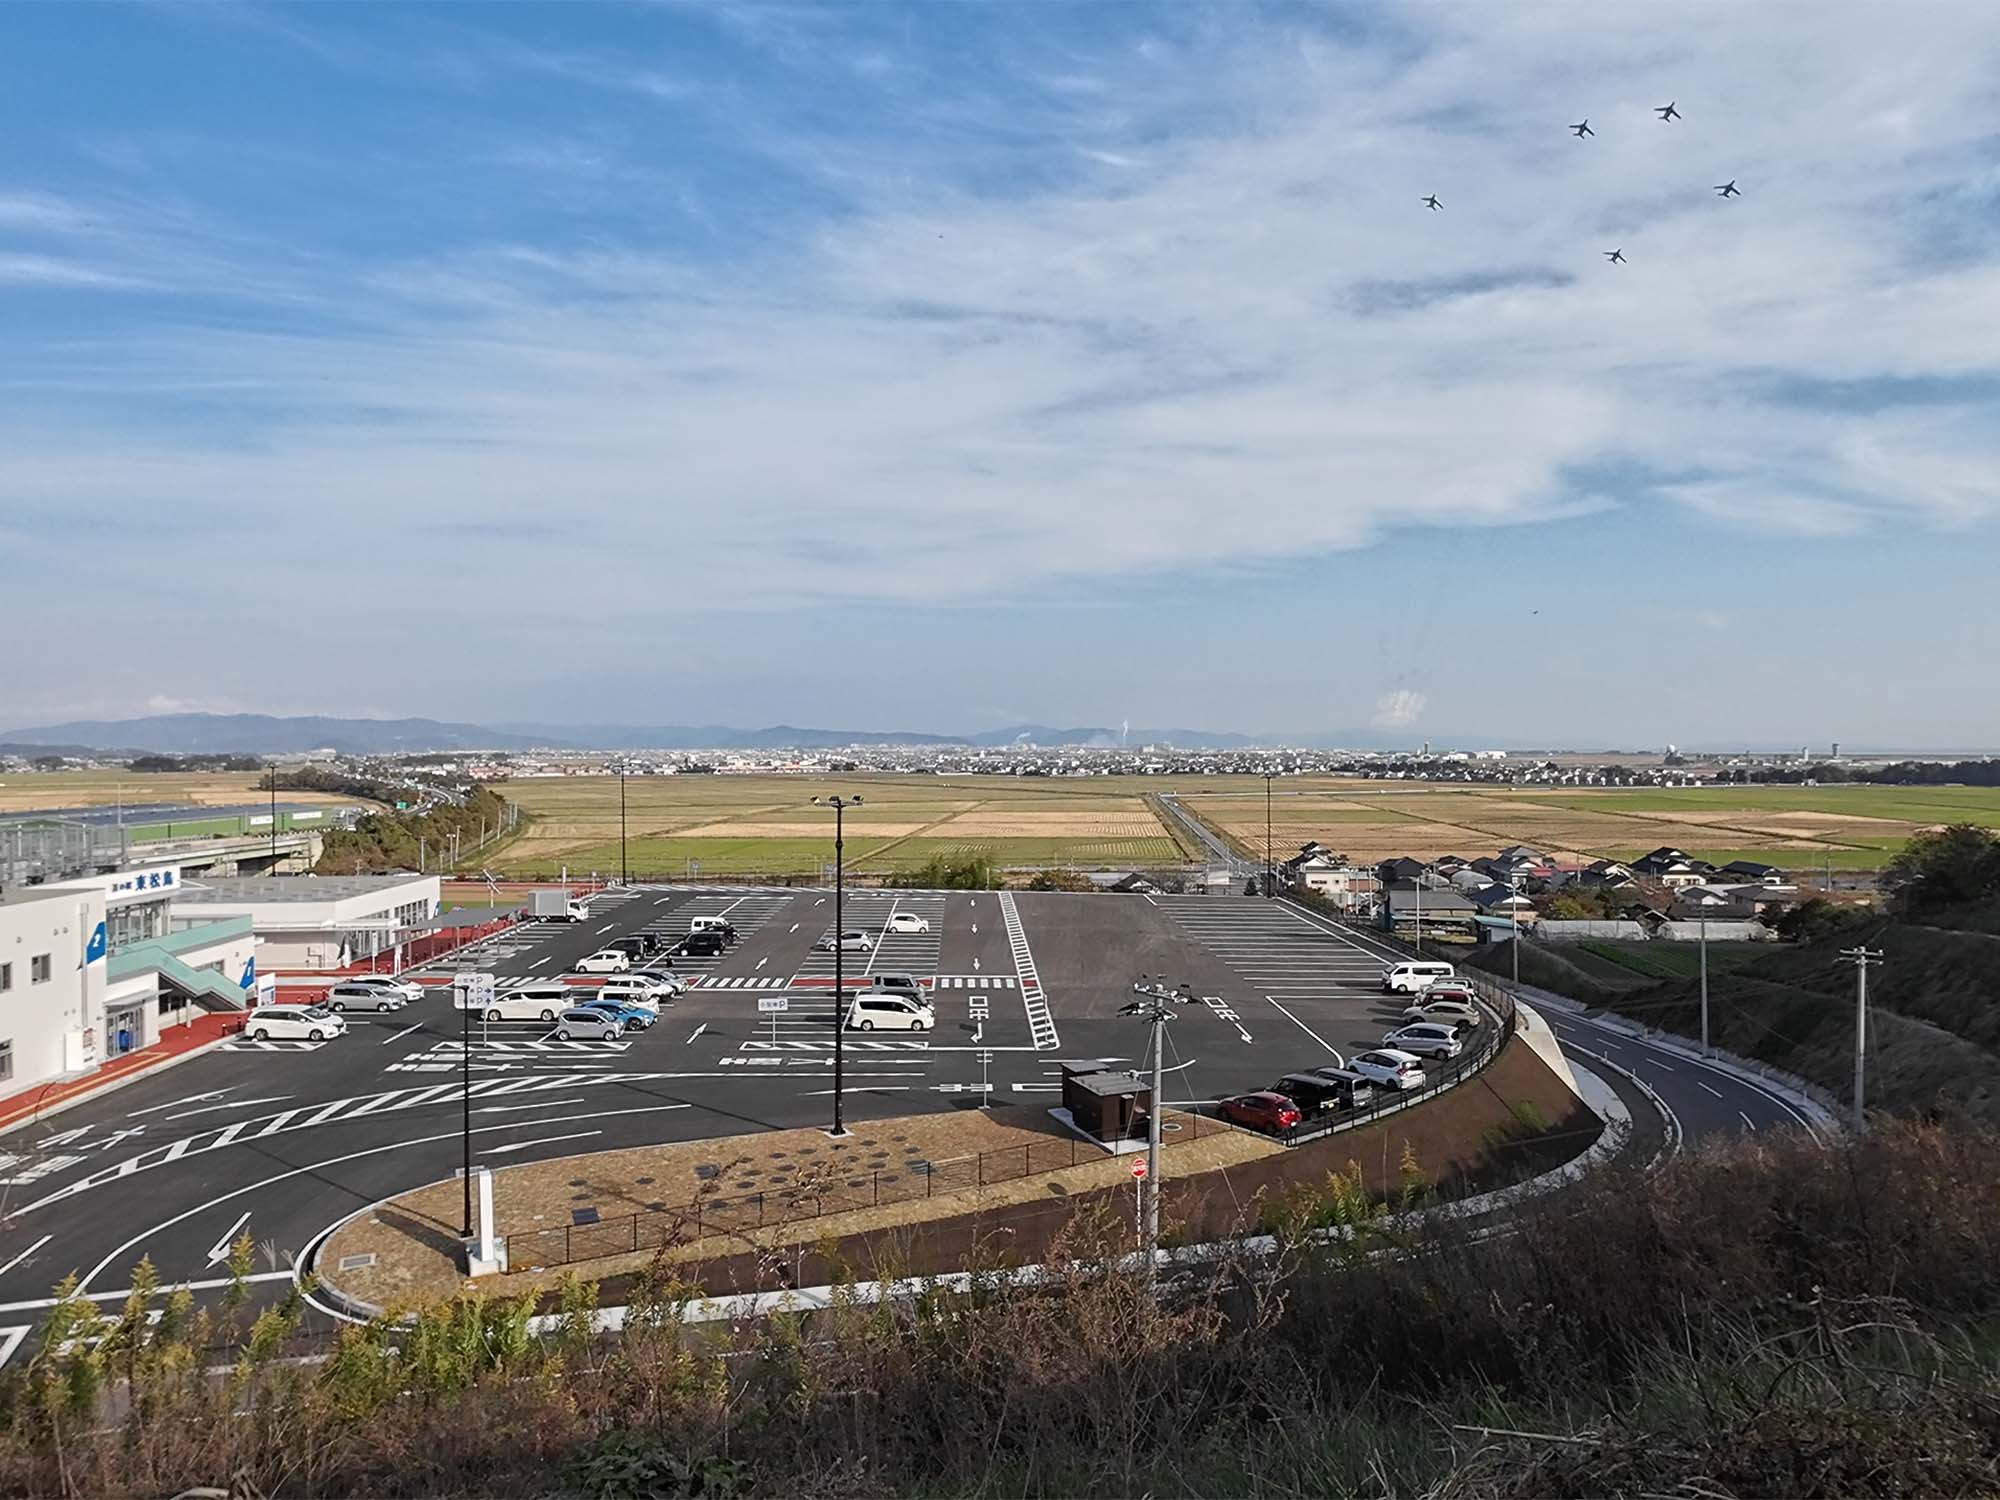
[1423,194,1442,210]
[1604,248,1626,264]
[1715,180,1741,198]
[1570,119,1594,138]
[1656,102,1680,121]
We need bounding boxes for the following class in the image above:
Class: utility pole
[269,771,278,876]
[1838,946,1883,1131]
[1122,976,1187,1278]
[813,795,862,1137]
[619,770,628,887]
[1413,865,1423,956]
[1699,910,1710,1056]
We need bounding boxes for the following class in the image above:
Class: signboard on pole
[1129,1158,1148,1179]
[756,996,789,1013]
[454,971,497,1011]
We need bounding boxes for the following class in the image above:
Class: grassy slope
[1479,910,2000,1122]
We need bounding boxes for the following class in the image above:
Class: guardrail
[505,1113,1231,1271]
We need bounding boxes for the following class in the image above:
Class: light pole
[1122,976,1188,1274]
[619,769,628,887]
[813,795,863,1137]
[1838,945,1883,1132]
[1264,772,1273,899]
[269,769,278,876]
[1413,863,1423,955]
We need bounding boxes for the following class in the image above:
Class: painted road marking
[0,1237,52,1279]
[482,1131,603,1156]
[162,1095,292,1122]
[382,1021,425,1045]
[996,892,1058,1050]
[127,1089,232,1117]
[474,1098,588,1115]
[1697,1081,1724,1098]
[1264,995,1342,1056]
[204,1212,251,1266]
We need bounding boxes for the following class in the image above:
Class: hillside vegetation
[5,1124,1997,1497]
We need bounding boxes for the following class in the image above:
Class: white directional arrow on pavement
[205,1212,251,1267]
[972,957,981,971]
[1235,1024,1254,1044]
[685,1024,707,1045]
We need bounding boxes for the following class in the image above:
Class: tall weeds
[2,1120,1996,1497]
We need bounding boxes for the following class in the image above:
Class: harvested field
[0,770,359,814]
[932,810,1168,837]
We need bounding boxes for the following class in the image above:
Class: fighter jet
[1604,248,1626,264]
[1656,102,1680,121]
[1570,119,1594,138]
[1423,194,1442,211]
[1714,180,1741,198]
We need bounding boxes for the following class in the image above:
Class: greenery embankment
[266,769,517,876]
[5,1123,1998,1497]
[1476,825,2000,1124]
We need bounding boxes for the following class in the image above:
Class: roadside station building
[1,863,258,1095]
[172,873,441,970]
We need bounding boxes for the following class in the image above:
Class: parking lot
[0,886,1450,1326]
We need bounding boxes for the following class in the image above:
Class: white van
[844,993,936,1032]
[455,984,572,1022]
[1381,960,1456,994]
[689,915,739,941]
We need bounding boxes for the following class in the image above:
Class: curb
[0,1031,237,1140]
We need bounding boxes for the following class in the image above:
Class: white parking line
[481,1130,601,1156]
[0,1236,52,1279]
[1696,1081,1724,1098]
[1263,995,1342,1057]
[381,1021,425,1046]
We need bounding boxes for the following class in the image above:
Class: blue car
[577,998,655,1032]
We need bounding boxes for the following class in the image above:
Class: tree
[1025,869,1095,892]
[1882,823,2000,914]
[1769,897,1864,945]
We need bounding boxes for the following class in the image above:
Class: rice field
[1189,781,2000,872]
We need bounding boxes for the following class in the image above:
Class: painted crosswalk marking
[996,892,1059,1050]
[219,1040,325,1052]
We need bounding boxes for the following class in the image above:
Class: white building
[172,873,441,970]
[0,884,108,1092]
[36,863,260,1063]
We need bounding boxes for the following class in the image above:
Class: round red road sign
[1130,1158,1148,1179]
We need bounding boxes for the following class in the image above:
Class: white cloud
[1372,690,1428,730]
[4,3,1998,638]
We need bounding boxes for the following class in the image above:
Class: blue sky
[4,2,1998,748]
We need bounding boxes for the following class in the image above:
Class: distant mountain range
[2,712,1279,755]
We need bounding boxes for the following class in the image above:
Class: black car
[1300,1067,1378,1112]
[608,934,663,959]
[670,930,726,958]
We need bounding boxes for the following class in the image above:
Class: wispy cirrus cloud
[2,2,1998,732]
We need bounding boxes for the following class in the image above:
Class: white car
[816,930,874,953]
[243,1005,348,1043]
[1381,960,1456,994]
[598,975,674,1009]
[572,949,632,974]
[554,1007,623,1041]
[1380,1023,1464,1061]
[324,982,409,1013]
[845,994,936,1032]
[884,912,931,934]
[343,975,424,1004]
[1349,1049,1428,1091]
[1401,997,1482,1030]
[457,985,571,1022]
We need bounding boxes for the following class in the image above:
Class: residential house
[1630,847,1715,888]
[1377,856,1427,884]
[1718,860,1787,886]
[1379,881,1478,935]
[1468,883,1536,918]
[1292,864,1380,911]
[1570,858,1638,890]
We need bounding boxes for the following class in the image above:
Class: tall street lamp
[1264,772,1274,899]
[812,794,862,1137]
[619,769,629,886]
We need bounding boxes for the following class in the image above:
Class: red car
[1217,1092,1302,1134]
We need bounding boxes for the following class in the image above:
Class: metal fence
[505,1112,1229,1270]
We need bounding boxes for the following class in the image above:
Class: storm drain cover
[571,1207,600,1226]
[337,1254,377,1272]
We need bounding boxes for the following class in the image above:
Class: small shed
[1061,1062,1153,1143]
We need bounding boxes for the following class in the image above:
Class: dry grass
[0,770,357,813]
[323,1107,1273,1307]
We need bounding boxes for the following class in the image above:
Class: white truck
[526,891,590,922]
